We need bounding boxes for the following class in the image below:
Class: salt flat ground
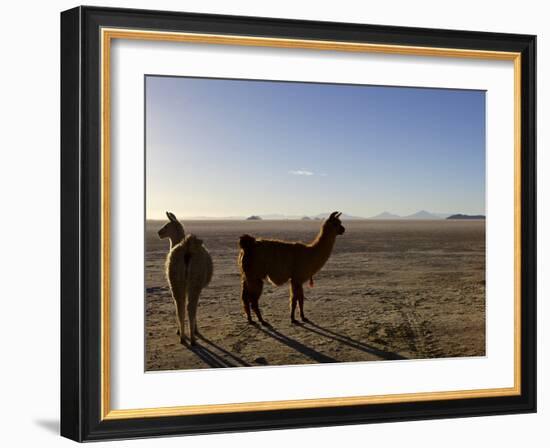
[145,219,485,371]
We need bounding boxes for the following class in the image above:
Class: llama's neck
[168,229,185,250]
[307,227,337,273]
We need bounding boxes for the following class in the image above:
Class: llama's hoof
[291,318,299,325]
[189,339,196,347]
[247,319,255,325]
[301,316,310,323]
[260,320,271,328]
[179,336,187,346]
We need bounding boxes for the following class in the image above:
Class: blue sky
[146,76,485,219]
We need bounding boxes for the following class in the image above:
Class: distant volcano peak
[405,210,440,219]
[369,210,449,220]
[369,211,401,219]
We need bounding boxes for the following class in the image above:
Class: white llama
[158,212,213,346]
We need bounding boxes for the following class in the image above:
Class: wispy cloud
[289,170,314,176]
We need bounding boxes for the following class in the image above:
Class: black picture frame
[61,5,536,442]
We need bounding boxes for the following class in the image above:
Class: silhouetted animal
[158,212,213,345]
[238,211,345,325]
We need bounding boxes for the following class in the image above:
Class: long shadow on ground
[256,324,338,363]
[199,334,251,367]
[189,320,403,368]
[300,320,407,361]
[189,342,237,368]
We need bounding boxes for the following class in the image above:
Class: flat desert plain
[145,219,485,371]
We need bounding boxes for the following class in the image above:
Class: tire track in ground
[401,296,442,358]
[383,290,439,359]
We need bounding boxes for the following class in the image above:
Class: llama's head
[323,211,345,236]
[158,211,185,245]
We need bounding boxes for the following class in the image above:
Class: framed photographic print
[60,6,536,441]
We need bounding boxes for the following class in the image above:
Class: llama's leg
[240,279,253,323]
[194,318,201,338]
[248,280,267,326]
[290,280,301,324]
[175,294,187,345]
[297,284,308,322]
[169,283,186,341]
[187,289,200,346]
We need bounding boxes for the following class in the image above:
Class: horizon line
[146,210,486,221]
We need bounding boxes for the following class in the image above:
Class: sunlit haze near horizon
[146,76,485,220]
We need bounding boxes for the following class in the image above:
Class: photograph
[144,75,487,371]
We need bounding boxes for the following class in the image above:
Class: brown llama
[237,211,345,325]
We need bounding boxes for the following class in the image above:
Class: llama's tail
[239,234,256,251]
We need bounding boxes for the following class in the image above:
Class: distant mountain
[312,212,365,220]
[369,211,402,220]
[246,215,262,220]
[446,214,486,220]
[404,210,443,220]
[260,214,299,220]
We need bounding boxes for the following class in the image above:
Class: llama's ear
[166,211,177,222]
[336,212,342,218]
[329,211,339,220]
